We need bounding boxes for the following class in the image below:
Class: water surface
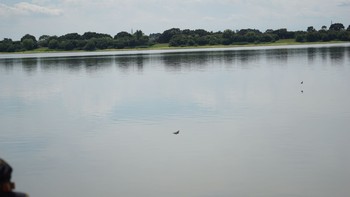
[1,44,350,197]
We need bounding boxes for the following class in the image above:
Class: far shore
[0,39,349,56]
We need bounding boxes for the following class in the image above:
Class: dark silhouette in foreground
[173,130,180,135]
[0,158,29,197]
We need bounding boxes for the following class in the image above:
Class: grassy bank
[149,39,347,49]
[1,39,348,54]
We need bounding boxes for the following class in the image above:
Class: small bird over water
[173,130,180,135]
[301,81,303,84]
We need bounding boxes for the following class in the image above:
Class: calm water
[1,44,350,197]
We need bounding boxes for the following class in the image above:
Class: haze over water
[1,44,350,197]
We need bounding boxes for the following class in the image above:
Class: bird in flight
[173,130,180,135]
[301,81,303,84]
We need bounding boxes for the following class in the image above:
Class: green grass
[271,39,344,45]
[149,43,169,49]
[1,40,348,54]
[0,47,78,54]
[147,39,348,50]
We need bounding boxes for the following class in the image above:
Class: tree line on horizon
[0,23,349,52]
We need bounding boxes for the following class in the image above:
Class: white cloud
[338,1,350,6]
[1,0,349,40]
[0,2,62,17]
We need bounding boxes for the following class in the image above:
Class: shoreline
[1,40,349,59]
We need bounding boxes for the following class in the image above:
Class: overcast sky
[1,0,349,40]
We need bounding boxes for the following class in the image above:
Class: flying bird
[173,130,180,135]
[301,90,304,93]
[301,81,303,84]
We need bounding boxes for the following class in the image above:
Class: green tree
[265,29,274,34]
[195,35,209,45]
[272,28,294,39]
[321,32,336,41]
[114,31,134,48]
[245,32,257,43]
[208,35,220,45]
[169,34,188,47]
[59,33,81,40]
[306,32,321,42]
[114,39,126,49]
[38,35,50,47]
[21,34,37,42]
[59,40,75,50]
[84,40,96,51]
[128,37,137,47]
[48,39,59,49]
[187,37,196,46]
[114,31,132,39]
[22,39,36,50]
[5,41,23,52]
[194,29,209,37]
[307,26,316,32]
[20,34,38,49]
[329,23,345,31]
[222,29,234,44]
[182,29,192,35]
[237,29,261,35]
[149,33,161,43]
[132,30,149,46]
[158,28,181,43]
[134,30,143,40]
[76,40,87,50]
[82,32,112,40]
[0,38,14,52]
[295,34,306,42]
[232,34,245,43]
[259,34,275,42]
[337,31,350,41]
[137,36,149,46]
[95,37,114,49]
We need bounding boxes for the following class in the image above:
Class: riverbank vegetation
[1,23,349,53]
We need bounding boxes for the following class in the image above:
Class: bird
[173,130,180,135]
[301,81,303,84]
[301,90,304,93]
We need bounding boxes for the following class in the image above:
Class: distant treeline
[1,23,349,52]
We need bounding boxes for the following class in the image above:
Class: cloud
[0,2,62,17]
[1,0,349,40]
[338,1,350,6]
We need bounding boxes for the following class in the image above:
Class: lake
[1,44,350,197]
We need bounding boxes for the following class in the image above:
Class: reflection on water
[1,45,349,73]
[307,48,316,62]
[330,47,346,64]
[1,44,350,197]
[21,58,38,73]
[40,56,114,72]
[116,55,146,73]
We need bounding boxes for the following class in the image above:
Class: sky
[0,0,349,40]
